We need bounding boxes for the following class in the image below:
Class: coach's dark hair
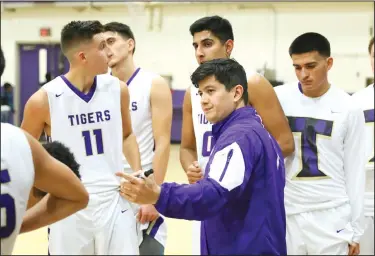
[60,20,104,57]
[368,37,374,54]
[0,47,5,77]
[104,22,136,54]
[289,32,331,58]
[43,141,81,180]
[191,58,248,104]
[189,16,234,44]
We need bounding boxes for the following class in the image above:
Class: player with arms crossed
[180,15,294,254]
[1,123,89,255]
[352,37,374,256]
[275,32,366,255]
[118,58,287,255]
[21,21,142,255]
[103,22,172,255]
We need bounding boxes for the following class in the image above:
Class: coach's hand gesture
[117,171,161,205]
[186,161,203,184]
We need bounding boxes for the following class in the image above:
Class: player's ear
[128,39,135,54]
[224,39,234,57]
[326,57,333,71]
[233,84,243,103]
[77,51,87,62]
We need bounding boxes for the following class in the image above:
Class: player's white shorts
[124,164,167,250]
[286,203,353,255]
[360,216,374,255]
[191,221,201,255]
[48,190,139,255]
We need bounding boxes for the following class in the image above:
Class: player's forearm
[123,133,142,171]
[154,178,227,221]
[179,147,198,172]
[152,139,170,185]
[276,132,295,158]
[20,194,87,234]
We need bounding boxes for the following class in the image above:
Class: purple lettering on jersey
[80,113,87,125]
[202,131,216,157]
[198,113,209,124]
[68,115,75,126]
[68,110,111,126]
[87,112,95,123]
[287,116,333,179]
[131,102,138,111]
[0,169,16,238]
[104,110,111,121]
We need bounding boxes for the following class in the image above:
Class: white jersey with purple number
[43,74,124,195]
[1,123,35,255]
[352,84,374,217]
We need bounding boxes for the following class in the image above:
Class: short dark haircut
[368,37,374,54]
[289,32,331,58]
[191,58,248,104]
[36,141,81,197]
[60,20,104,56]
[104,22,136,54]
[189,15,234,44]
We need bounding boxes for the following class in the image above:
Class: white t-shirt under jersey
[352,84,374,217]
[1,123,35,255]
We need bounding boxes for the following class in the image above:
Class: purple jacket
[155,106,286,255]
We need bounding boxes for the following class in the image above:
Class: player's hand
[348,242,360,255]
[138,204,159,224]
[186,161,203,184]
[116,172,161,205]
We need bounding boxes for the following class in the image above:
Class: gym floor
[13,145,193,255]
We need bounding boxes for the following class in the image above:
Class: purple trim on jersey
[60,75,97,103]
[219,149,234,182]
[127,67,141,85]
[298,82,303,93]
[149,216,164,238]
[0,169,10,183]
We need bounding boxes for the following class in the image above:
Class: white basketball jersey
[1,123,35,255]
[122,68,158,171]
[43,74,123,195]
[275,83,367,214]
[191,70,257,172]
[352,84,374,217]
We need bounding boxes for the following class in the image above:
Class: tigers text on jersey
[43,74,124,195]
[1,123,35,255]
[122,68,158,171]
[275,83,366,240]
[191,70,257,172]
[352,84,374,217]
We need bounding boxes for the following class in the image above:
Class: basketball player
[180,15,294,254]
[1,123,89,255]
[352,37,374,256]
[118,58,287,255]
[274,32,366,255]
[103,22,171,255]
[20,21,141,254]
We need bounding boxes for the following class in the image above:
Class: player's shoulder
[1,123,28,147]
[42,76,65,92]
[96,74,122,91]
[273,82,299,99]
[352,84,374,100]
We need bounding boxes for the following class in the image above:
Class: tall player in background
[179,15,294,254]
[275,32,366,255]
[1,123,89,255]
[20,21,141,255]
[352,37,374,256]
[103,22,172,255]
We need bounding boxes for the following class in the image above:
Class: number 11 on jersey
[82,129,104,156]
